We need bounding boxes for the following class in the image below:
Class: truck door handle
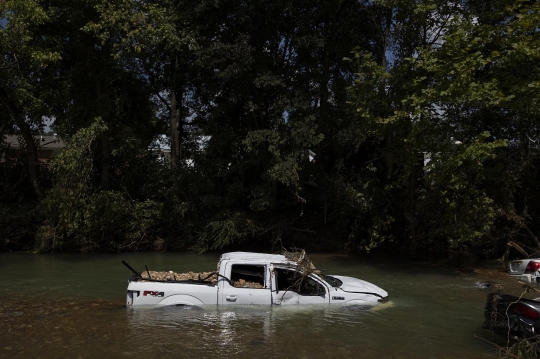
[226,295,237,301]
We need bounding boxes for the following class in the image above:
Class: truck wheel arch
[158,294,204,307]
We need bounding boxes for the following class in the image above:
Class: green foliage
[195,214,260,252]
[244,115,324,203]
[334,0,540,256]
[2,0,540,257]
[40,118,102,249]
[420,132,508,246]
[0,203,41,251]
[39,119,164,251]
[82,0,195,57]
[0,0,61,114]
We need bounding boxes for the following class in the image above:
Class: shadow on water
[0,251,520,358]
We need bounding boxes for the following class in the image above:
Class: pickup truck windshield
[320,274,343,287]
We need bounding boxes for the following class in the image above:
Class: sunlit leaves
[82,0,195,59]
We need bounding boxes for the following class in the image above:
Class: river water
[0,251,530,358]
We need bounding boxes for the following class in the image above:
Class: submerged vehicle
[124,251,388,307]
[483,292,540,341]
[507,258,540,284]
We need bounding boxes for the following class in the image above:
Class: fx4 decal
[143,291,164,297]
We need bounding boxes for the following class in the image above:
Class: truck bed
[135,270,263,288]
[139,270,218,284]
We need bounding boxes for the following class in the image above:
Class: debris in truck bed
[139,271,264,288]
[140,271,218,284]
[233,279,264,289]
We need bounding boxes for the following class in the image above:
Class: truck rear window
[230,264,266,289]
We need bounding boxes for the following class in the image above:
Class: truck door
[271,268,330,305]
[219,263,272,305]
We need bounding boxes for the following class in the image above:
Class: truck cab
[218,253,330,305]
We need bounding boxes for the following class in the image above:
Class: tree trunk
[373,7,394,181]
[321,46,329,116]
[381,8,392,70]
[0,89,43,200]
[20,122,42,200]
[0,120,6,140]
[100,129,111,190]
[169,56,182,169]
[407,157,417,255]
[87,56,111,189]
[169,89,181,169]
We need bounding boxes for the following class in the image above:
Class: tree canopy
[1,0,539,257]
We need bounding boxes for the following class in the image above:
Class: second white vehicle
[507,258,540,283]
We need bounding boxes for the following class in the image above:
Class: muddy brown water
[0,252,532,358]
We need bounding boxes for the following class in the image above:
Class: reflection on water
[0,252,523,358]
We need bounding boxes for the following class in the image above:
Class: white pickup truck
[125,252,388,307]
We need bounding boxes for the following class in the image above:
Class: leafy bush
[39,119,165,252]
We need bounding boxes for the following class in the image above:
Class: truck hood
[331,275,388,298]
